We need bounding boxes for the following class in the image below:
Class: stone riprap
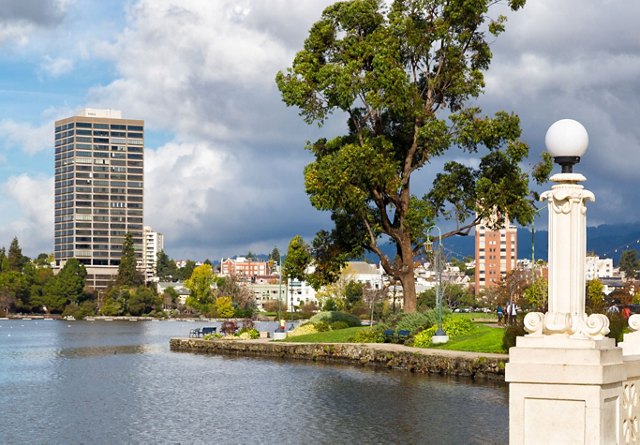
[169,338,507,380]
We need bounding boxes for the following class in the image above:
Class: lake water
[0,319,508,444]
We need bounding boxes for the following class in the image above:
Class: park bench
[189,327,217,338]
[384,329,411,343]
[201,327,217,336]
[383,329,395,342]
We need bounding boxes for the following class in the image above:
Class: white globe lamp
[545,119,589,173]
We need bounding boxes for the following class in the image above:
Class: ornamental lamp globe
[545,119,589,173]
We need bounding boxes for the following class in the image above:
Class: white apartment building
[143,226,164,282]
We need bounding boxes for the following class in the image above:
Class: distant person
[509,303,517,325]
[497,305,504,325]
[622,305,631,319]
[505,303,511,325]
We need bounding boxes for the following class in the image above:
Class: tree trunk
[390,232,418,313]
[398,267,417,313]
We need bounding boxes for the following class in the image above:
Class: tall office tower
[143,226,164,283]
[54,109,144,289]
[474,215,518,293]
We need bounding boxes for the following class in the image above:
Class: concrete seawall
[170,338,508,380]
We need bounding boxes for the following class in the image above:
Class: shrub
[352,327,385,343]
[329,321,350,330]
[502,315,526,351]
[288,323,318,337]
[237,329,260,340]
[413,316,474,348]
[309,311,361,327]
[607,312,626,344]
[395,310,438,333]
[221,320,238,335]
[237,324,260,339]
[313,321,330,332]
[241,319,255,330]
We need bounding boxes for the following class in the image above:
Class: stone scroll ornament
[523,175,609,339]
[524,311,610,339]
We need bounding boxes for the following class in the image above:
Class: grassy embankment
[285,313,506,354]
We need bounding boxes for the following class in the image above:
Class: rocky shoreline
[169,338,508,381]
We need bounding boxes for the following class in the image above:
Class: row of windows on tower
[55,122,143,132]
[55,129,143,140]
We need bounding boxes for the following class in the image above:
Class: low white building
[585,254,614,281]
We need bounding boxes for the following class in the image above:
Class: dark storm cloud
[477,0,640,229]
[0,0,66,26]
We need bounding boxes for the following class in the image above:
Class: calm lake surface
[0,319,508,444]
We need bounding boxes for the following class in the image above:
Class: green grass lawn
[283,318,507,354]
[284,326,368,343]
[430,323,506,354]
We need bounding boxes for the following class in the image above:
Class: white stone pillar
[506,120,625,444]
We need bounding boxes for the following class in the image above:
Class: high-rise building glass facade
[54,109,144,289]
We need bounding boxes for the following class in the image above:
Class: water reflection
[0,320,508,444]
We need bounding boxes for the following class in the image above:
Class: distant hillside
[364,223,640,265]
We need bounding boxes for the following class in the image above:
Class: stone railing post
[506,120,626,444]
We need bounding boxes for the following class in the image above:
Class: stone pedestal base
[273,332,287,340]
[506,336,625,444]
[431,334,449,344]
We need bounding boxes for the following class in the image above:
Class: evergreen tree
[179,260,197,281]
[116,233,144,286]
[156,250,178,281]
[270,247,281,264]
[43,258,87,313]
[620,250,640,281]
[8,237,27,272]
[0,248,7,272]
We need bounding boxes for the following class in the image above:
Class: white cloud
[0,174,53,254]
[0,22,32,46]
[89,0,333,142]
[40,55,74,77]
[0,119,52,155]
[144,140,236,233]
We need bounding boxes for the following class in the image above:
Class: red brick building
[220,257,269,280]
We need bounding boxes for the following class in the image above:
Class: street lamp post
[426,225,449,344]
[522,118,609,338]
[277,256,283,330]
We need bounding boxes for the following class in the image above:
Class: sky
[0,0,639,261]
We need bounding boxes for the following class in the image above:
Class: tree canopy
[276,0,550,312]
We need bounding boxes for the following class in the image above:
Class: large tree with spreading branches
[276,0,550,312]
